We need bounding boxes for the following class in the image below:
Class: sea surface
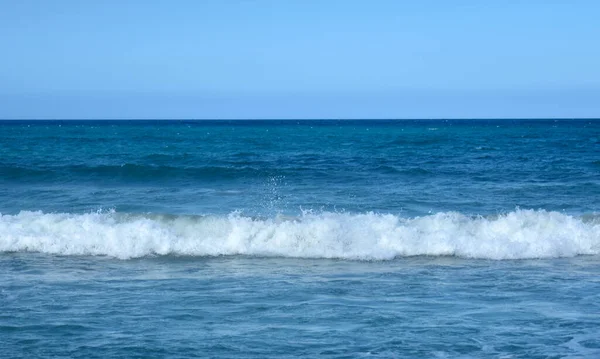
[1,119,599,358]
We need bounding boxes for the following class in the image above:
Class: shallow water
[2,254,600,358]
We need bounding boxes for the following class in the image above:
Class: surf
[1,209,598,260]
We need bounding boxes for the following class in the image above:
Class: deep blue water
[1,119,599,358]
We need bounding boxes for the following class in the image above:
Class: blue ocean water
[1,119,599,358]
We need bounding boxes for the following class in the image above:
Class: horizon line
[1,118,600,123]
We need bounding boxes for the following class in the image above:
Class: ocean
[1,119,599,358]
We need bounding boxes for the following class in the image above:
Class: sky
[0,0,599,119]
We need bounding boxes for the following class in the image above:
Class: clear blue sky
[1,0,599,119]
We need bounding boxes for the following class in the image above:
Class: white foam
[0,210,599,260]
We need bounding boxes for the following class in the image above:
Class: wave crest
[1,210,599,260]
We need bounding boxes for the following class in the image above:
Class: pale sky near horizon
[1,0,599,119]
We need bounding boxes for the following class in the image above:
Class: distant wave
[0,162,438,183]
[1,210,599,260]
[0,163,264,182]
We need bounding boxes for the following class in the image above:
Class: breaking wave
[1,209,599,260]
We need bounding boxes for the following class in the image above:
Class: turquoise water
[1,119,600,357]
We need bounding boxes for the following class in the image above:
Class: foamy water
[2,209,598,260]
